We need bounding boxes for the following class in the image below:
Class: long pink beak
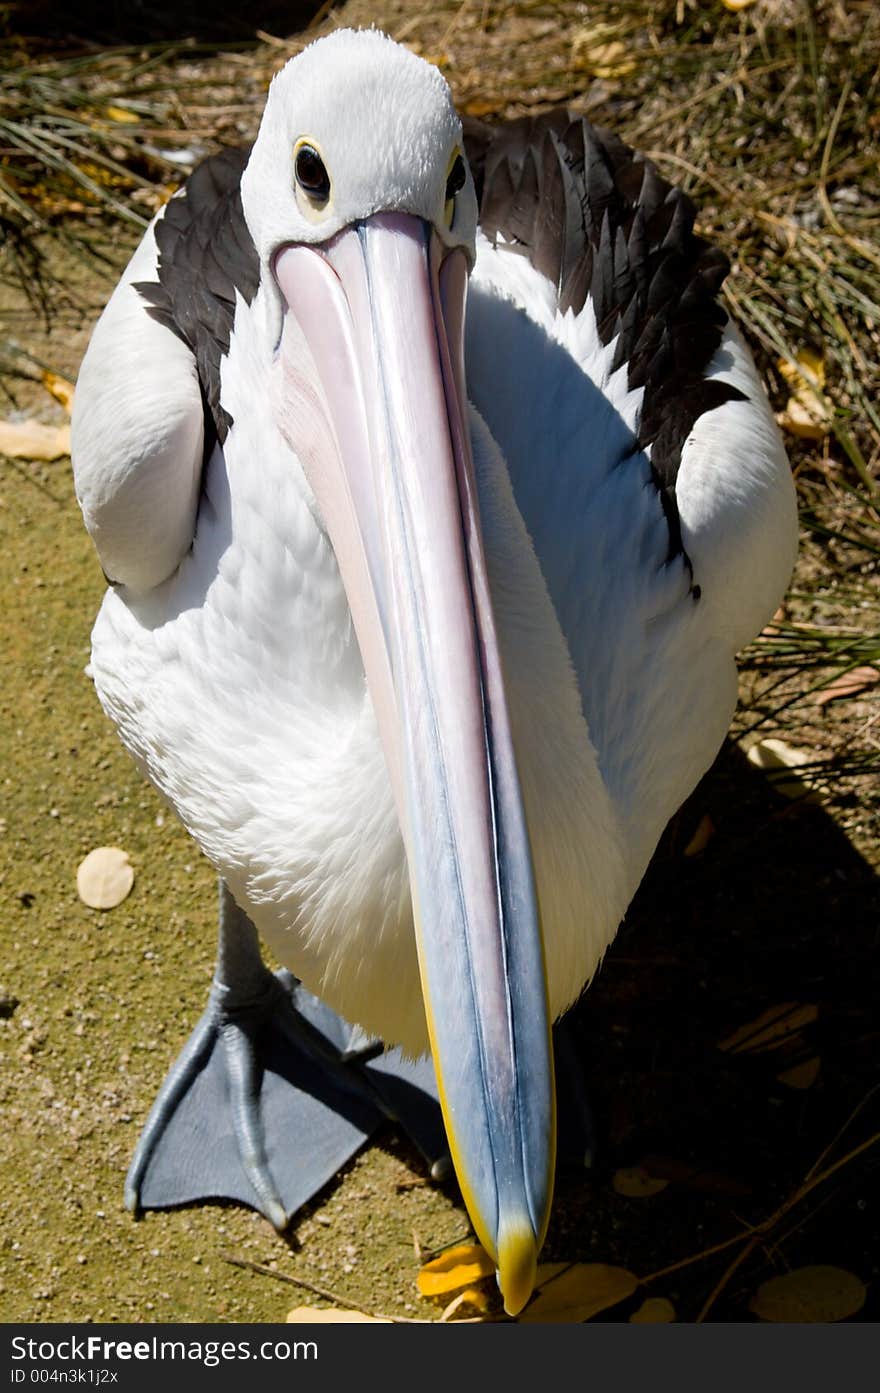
[274,214,555,1314]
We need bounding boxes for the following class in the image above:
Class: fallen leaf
[683,813,715,857]
[814,666,879,706]
[286,1306,391,1322]
[776,1056,821,1089]
[40,371,75,416]
[462,97,502,118]
[719,1002,818,1055]
[76,847,135,910]
[629,1296,676,1323]
[776,347,830,440]
[590,42,637,79]
[778,347,825,390]
[105,105,140,123]
[722,0,757,10]
[745,738,826,801]
[0,419,71,461]
[612,1165,670,1198]
[778,396,830,439]
[571,28,637,78]
[638,1154,752,1197]
[439,1287,491,1321]
[519,1263,638,1323]
[749,1266,866,1323]
[417,1243,496,1298]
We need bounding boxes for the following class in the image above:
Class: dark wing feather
[133,145,260,454]
[465,113,745,570]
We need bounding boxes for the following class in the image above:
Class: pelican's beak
[274,213,554,1315]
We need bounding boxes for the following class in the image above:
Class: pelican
[70,28,797,1315]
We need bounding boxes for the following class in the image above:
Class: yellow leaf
[722,0,757,11]
[776,1056,821,1089]
[106,105,140,123]
[417,1243,496,1297]
[40,371,75,416]
[462,98,501,118]
[418,51,449,70]
[612,1165,670,1198]
[592,42,637,79]
[745,738,826,801]
[778,347,825,391]
[777,348,830,440]
[719,1002,818,1055]
[456,1285,491,1314]
[439,1287,491,1321]
[286,1306,391,1322]
[629,1296,676,1323]
[0,419,71,461]
[749,1266,866,1323]
[76,847,135,910]
[519,1263,638,1323]
[571,30,636,78]
[683,813,715,857]
[778,396,829,440]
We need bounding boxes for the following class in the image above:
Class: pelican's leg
[124,881,449,1226]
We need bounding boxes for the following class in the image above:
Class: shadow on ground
[537,739,879,1320]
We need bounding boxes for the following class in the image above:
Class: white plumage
[71,27,797,1311]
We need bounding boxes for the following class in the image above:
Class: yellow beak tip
[497,1223,539,1317]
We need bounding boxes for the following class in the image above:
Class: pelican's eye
[445,154,466,202]
[295,143,330,203]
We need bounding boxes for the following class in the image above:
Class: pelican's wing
[464,115,796,868]
[71,147,258,590]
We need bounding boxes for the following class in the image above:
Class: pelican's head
[242,28,478,266]
[242,29,555,1316]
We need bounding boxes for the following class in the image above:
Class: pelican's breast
[88,362,431,1048]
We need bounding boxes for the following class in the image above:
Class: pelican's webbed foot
[125,883,448,1227]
